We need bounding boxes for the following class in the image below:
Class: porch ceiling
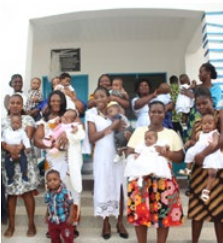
[31,8,203,52]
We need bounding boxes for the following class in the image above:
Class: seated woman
[126,100,184,243]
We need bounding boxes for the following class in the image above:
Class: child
[110,77,129,100]
[124,130,172,185]
[150,82,173,128]
[42,109,80,155]
[45,169,74,243]
[175,74,195,126]
[54,72,77,110]
[179,113,223,203]
[1,115,31,185]
[24,77,42,121]
[106,101,134,162]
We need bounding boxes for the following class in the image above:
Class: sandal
[178,168,191,175]
[4,227,15,238]
[200,189,210,203]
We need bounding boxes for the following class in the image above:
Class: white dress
[87,111,125,218]
[124,142,172,181]
[131,97,150,128]
[185,130,223,169]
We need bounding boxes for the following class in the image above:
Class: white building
[1,1,223,117]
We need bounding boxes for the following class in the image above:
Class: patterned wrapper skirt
[127,176,184,227]
[188,164,223,222]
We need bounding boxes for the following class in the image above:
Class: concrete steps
[1,176,217,243]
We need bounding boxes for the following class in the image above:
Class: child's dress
[175,84,194,114]
[124,141,172,182]
[185,129,223,169]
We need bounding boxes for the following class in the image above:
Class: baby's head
[59,72,71,87]
[179,74,190,85]
[112,78,123,91]
[31,77,41,91]
[201,113,217,133]
[145,130,158,146]
[157,83,170,94]
[106,101,120,119]
[10,115,22,131]
[169,75,178,85]
[46,169,61,191]
[61,109,78,124]
[51,76,60,90]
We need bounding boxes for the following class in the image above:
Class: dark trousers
[48,221,74,243]
[115,126,135,149]
[5,150,28,182]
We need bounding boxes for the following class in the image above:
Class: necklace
[98,110,107,119]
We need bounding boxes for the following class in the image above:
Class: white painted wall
[32,39,185,94]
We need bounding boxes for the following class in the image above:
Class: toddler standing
[45,169,74,243]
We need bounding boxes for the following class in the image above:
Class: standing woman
[131,79,157,128]
[34,90,82,238]
[182,62,221,141]
[1,94,39,237]
[187,87,223,243]
[127,101,184,243]
[87,86,128,239]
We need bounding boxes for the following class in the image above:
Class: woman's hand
[180,89,194,98]
[58,132,68,150]
[155,145,170,157]
[194,152,205,166]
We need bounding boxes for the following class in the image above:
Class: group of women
[1,62,223,243]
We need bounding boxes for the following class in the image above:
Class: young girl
[179,113,223,203]
[124,130,172,185]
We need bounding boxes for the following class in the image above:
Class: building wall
[32,39,186,94]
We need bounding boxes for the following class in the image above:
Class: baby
[1,115,31,185]
[110,77,129,100]
[43,109,79,155]
[124,130,172,186]
[150,83,173,128]
[175,74,195,126]
[106,101,134,162]
[54,72,77,110]
[179,113,223,203]
[25,77,42,111]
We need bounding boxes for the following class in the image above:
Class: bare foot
[4,227,15,238]
[27,225,36,237]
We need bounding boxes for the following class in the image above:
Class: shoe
[73,227,79,238]
[7,180,14,186]
[178,168,191,175]
[200,189,210,203]
[22,176,29,183]
[113,154,121,163]
[116,225,129,239]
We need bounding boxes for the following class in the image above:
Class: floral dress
[1,115,39,195]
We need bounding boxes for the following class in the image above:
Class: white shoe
[178,168,191,175]
[113,154,121,163]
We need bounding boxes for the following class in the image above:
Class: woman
[127,101,184,243]
[182,62,221,141]
[1,94,39,237]
[34,90,82,238]
[187,87,223,243]
[4,74,40,120]
[87,86,128,239]
[88,74,130,110]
